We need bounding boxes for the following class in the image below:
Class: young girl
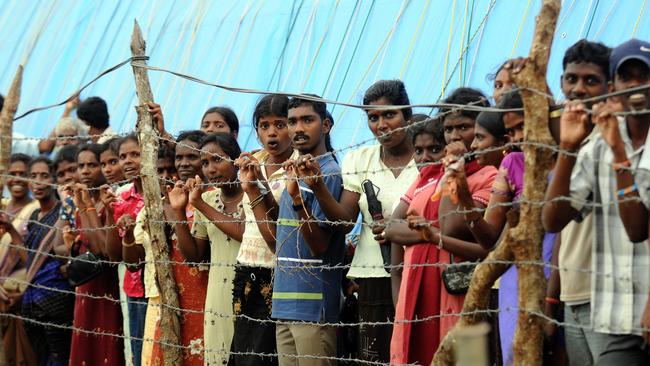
[171,133,244,365]
[200,106,239,138]
[231,94,295,366]
[102,134,147,366]
[99,138,134,365]
[390,117,446,305]
[68,144,124,366]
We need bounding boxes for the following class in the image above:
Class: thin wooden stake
[130,20,182,366]
[0,65,23,366]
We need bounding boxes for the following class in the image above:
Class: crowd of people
[0,37,649,366]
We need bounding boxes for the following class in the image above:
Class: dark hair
[77,96,109,130]
[117,133,139,153]
[29,156,54,175]
[288,94,336,159]
[288,94,327,121]
[76,143,103,162]
[476,111,507,141]
[53,145,79,172]
[253,94,289,128]
[562,39,611,80]
[200,133,242,161]
[99,137,119,155]
[0,94,4,111]
[498,90,524,115]
[486,59,516,83]
[363,80,413,121]
[439,87,490,120]
[325,110,337,162]
[157,143,176,162]
[10,153,32,166]
[411,117,445,145]
[176,130,206,145]
[202,107,239,134]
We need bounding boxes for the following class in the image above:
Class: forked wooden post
[0,65,23,366]
[0,67,23,201]
[433,1,560,364]
[130,20,182,365]
[509,0,559,363]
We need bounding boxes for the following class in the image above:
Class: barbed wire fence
[0,1,648,365]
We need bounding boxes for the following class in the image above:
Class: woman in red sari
[68,144,124,365]
[386,89,496,365]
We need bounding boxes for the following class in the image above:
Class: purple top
[492,152,525,202]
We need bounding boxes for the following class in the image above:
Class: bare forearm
[295,205,331,255]
[313,182,356,233]
[104,223,123,261]
[542,150,579,232]
[171,209,206,263]
[385,222,426,246]
[194,200,244,242]
[77,211,106,255]
[612,150,648,242]
[437,234,489,261]
[122,244,145,265]
[37,131,56,154]
[245,188,278,250]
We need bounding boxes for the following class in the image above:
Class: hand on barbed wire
[295,154,322,188]
[559,101,591,151]
[62,183,90,210]
[62,223,77,250]
[236,153,263,194]
[167,180,189,212]
[186,176,206,207]
[283,160,300,203]
[116,214,135,236]
[406,212,437,243]
[593,100,625,153]
[99,185,118,215]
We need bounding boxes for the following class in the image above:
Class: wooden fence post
[509,0,560,363]
[433,1,560,364]
[0,65,23,366]
[130,20,182,365]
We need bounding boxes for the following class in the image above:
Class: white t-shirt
[344,145,418,278]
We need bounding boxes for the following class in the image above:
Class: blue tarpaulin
[0,0,647,154]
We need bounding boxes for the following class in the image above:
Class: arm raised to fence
[130,20,182,366]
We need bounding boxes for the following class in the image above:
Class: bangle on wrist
[612,160,631,174]
[248,193,266,209]
[617,183,638,198]
[544,297,560,305]
[122,237,137,247]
